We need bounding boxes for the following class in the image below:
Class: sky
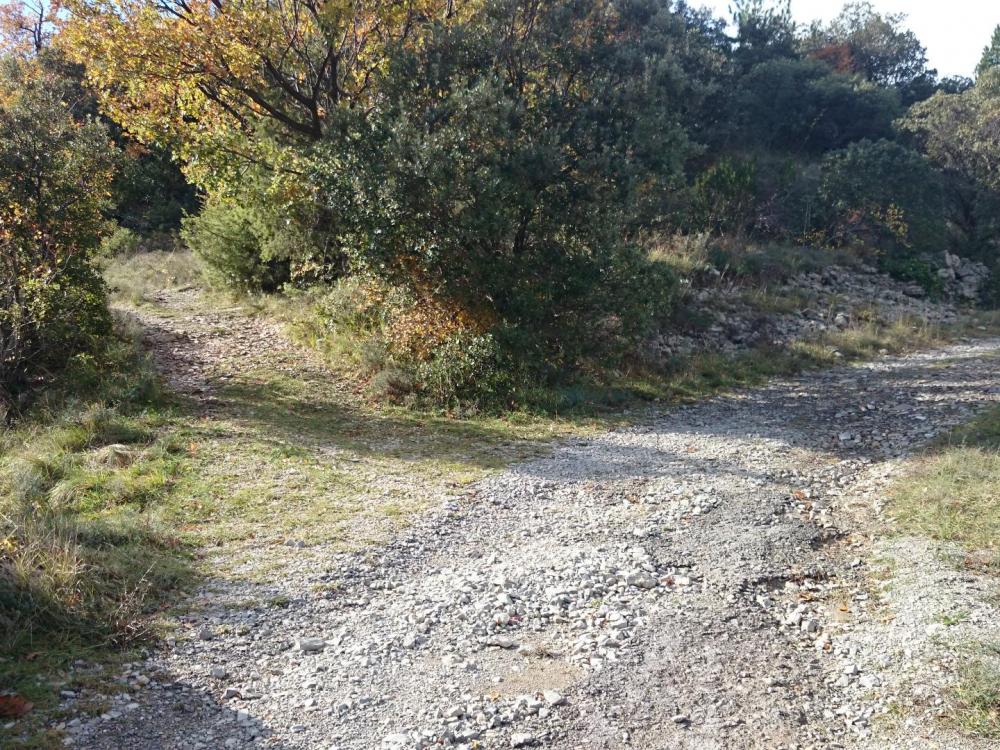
[698,0,1000,78]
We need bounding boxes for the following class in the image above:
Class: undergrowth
[271,280,954,416]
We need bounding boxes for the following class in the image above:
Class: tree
[803,2,934,97]
[978,26,1000,78]
[0,0,53,56]
[977,25,1000,95]
[64,0,705,401]
[729,0,797,73]
[735,58,900,153]
[904,89,1000,194]
[315,0,693,367]
[0,56,116,416]
[62,0,468,188]
[902,82,1000,256]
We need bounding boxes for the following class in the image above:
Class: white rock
[626,572,657,590]
[542,690,566,706]
[296,638,327,653]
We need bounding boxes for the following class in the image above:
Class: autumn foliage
[0,57,115,416]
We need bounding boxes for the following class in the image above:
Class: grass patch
[600,315,946,407]
[949,657,1000,738]
[0,316,193,746]
[740,288,816,314]
[888,403,1000,569]
[647,235,863,285]
[103,248,204,306]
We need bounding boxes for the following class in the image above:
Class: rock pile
[648,257,988,360]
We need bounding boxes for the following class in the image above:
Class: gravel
[57,337,1000,749]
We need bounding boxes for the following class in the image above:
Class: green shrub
[816,139,947,256]
[411,332,515,412]
[0,57,116,420]
[181,197,290,292]
[99,225,142,258]
[879,255,946,297]
[300,0,688,388]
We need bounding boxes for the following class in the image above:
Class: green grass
[936,610,972,627]
[949,657,1000,738]
[885,400,1000,740]
[888,403,1000,570]
[0,317,194,747]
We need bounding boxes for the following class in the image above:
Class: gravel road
[62,336,1000,750]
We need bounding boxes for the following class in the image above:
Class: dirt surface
[61,298,1000,750]
[122,289,334,409]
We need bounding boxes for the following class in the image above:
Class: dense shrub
[816,139,946,256]
[736,59,900,153]
[295,0,687,399]
[99,225,142,257]
[181,197,290,293]
[0,57,115,419]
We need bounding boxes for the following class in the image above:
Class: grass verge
[0,316,193,748]
[886,398,1000,740]
[888,402,1000,571]
[950,656,1000,738]
[261,280,983,417]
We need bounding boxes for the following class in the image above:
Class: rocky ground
[649,255,989,359]
[49,309,1000,750]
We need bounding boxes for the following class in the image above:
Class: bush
[181,196,290,293]
[298,1,689,389]
[879,256,946,297]
[307,278,515,409]
[736,59,901,153]
[0,57,116,419]
[816,139,947,256]
[99,225,142,258]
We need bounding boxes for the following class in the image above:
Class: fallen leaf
[0,695,33,718]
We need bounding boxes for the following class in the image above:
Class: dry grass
[950,657,1000,738]
[103,249,204,306]
[888,404,1000,569]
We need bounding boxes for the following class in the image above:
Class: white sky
[698,1,1000,78]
